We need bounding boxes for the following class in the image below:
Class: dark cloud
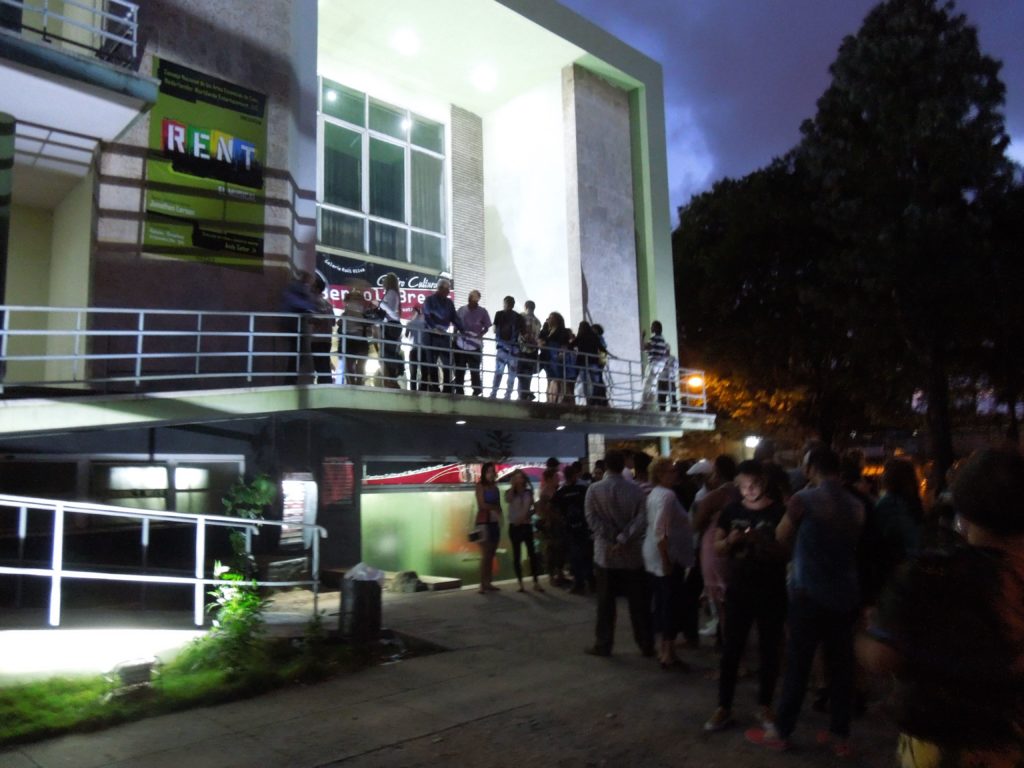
[560,0,1024,209]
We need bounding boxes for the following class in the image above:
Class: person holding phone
[704,459,789,734]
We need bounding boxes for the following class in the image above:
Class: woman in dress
[475,462,503,594]
[538,312,573,403]
[505,469,543,593]
[644,457,694,668]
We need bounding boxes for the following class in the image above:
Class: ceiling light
[325,90,338,103]
[470,64,497,93]
[555,425,566,431]
[456,420,467,425]
[391,28,420,57]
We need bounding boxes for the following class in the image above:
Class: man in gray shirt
[584,449,654,657]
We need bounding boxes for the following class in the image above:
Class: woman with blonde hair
[644,457,694,668]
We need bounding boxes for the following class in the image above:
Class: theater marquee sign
[144,58,267,267]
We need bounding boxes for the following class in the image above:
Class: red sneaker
[744,726,790,752]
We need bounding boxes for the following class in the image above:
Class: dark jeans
[517,349,538,400]
[651,567,686,640]
[311,340,332,384]
[719,588,786,710]
[774,593,857,739]
[568,534,595,590]
[679,561,703,644]
[594,566,654,655]
[380,321,402,384]
[407,347,423,391]
[453,348,483,395]
[508,523,540,582]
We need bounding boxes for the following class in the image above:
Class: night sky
[559,0,1024,214]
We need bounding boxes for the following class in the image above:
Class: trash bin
[340,563,383,644]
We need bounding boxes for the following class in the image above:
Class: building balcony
[0,304,714,438]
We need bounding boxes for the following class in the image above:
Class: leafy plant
[221,473,276,574]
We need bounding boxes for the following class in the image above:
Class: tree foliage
[675,0,1018,477]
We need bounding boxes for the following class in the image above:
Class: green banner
[144,58,267,267]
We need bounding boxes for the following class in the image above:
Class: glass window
[370,221,407,262]
[317,78,448,268]
[320,208,364,252]
[322,80,364,126]
[369,99,407,140]
[369,138,405,222]
[323,123,361,211]
[411,116,444,153]
[411,151,444,233]
[411,232,444,272]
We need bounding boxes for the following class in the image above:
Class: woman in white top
[505,469,544,593]
[644,457,694,668]
[378,272,402,388]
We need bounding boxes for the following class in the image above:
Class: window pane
[323,123,361,211]
[370,221,407,262]
[411,232,444,272]
[322,80,364,126]
[411,152,443,233]
[369,99,407,140]
[411,117,444,153]
[369,138,404,221]
[320,208,364,252]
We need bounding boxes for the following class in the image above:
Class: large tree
[796,0,1012,482]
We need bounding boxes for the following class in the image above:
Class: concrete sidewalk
[0,583,899,768]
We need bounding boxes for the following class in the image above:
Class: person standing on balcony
[377,272,403,389]
[454,290,491,396]
[310,275,335,385]
[539,311,573,403]
[281,269,317,382]
[422,278,462,393]
[574,321,606,406]
[642,320,670,409]
[404,305,426,391]
[517,300,542,401]
[340,289,372,386]
[490,296,521,399]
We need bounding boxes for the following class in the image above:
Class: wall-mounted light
[687,374,704,389]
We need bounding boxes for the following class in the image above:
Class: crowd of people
[283,271,681,409]
[471,443,1024,766]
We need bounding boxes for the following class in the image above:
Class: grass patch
[0,635,368,747]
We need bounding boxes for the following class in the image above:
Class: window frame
[316,78,448,271]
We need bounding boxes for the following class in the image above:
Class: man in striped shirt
[642,320,670,408]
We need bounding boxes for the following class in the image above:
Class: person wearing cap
[855,448,1024,768]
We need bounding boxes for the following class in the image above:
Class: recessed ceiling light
[456,420,467,425]
[470,64,497,93]
[391,28,420,57]
[555,425,566,431]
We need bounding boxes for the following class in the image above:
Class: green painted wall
[5,205,54,382]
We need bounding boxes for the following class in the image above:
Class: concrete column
[587,433,606,471]
[0,113,12,347]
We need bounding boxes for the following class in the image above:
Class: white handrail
[0,303,708,415]
[0,493,327,628]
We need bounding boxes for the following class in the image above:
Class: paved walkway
[0,582,899,767]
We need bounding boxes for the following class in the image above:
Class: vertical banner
[144,58,267,267]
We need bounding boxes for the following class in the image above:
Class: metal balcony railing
[0,493,327,627]
[0,0,139,68]
[0,304,708,414]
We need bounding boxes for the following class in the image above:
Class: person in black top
[704,459,789,734]
[553,462,594,594]
[538,312,574,403]
[490,296,522,399]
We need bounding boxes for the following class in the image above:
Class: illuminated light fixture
[325,89,338,103]
[744,435,761,449]
[470,64,498,93]
[687,374,705,389]
[555,425,566,431]
[364,358,380,376]
[400,117,412,133]
[456,420,467,425]
[391,28,420,57]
